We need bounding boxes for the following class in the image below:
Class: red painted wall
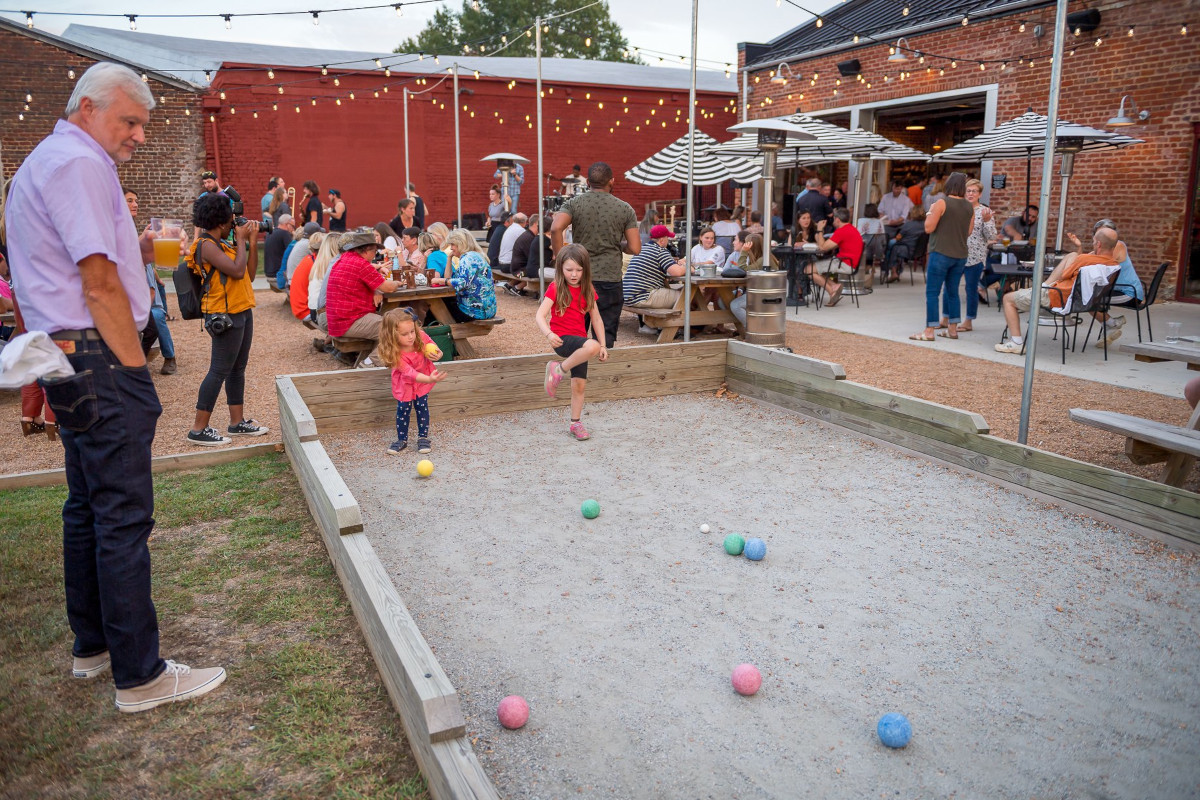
[206,66,739,228]
[739,0,1200,298]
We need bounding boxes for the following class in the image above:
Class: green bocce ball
[723,533,745,555]
[581,499,601,519]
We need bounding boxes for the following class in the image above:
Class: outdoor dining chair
[1038,266,1121,364]
[902,233,929,285]
[1109,261,1169,343]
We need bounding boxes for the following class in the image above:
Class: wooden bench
[1070,408,1200,487]
[331,336,375,368]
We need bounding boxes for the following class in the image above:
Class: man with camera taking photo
[185,192,270,446]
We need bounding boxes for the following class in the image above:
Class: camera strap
[197,232,232,317]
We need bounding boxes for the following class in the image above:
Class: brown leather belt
[50,328,103,341]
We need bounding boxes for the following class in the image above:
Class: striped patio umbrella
[624,131,761,186]
[930,109,1142,208]
[713,113,899,160]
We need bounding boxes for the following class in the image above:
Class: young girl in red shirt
[377,309,446,454]
[536,243,609,440]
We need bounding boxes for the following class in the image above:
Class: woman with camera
[185,193,269,446]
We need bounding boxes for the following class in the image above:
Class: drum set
[541,175,589,213]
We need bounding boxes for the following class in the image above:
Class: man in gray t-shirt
[552,162,640,347]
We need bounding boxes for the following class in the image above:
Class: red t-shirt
[544,282,588,338]
[325,251,385,337]
[829,224,864,269]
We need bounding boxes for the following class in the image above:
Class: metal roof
[59,24,736,94]
[0,17,200,90]
[748,0,1054,69]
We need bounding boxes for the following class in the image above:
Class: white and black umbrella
[714,113,899,160]
[625,131,760,186]
[931,109,1142,208]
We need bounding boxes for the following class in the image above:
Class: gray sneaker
[1102,326,1123,346]
[73,651,110,679]
[114,659,226,714]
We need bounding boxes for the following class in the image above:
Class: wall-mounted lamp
[770,62,798,86]
[888,38,911,63]
[1107,95,1150,126]
[837,58,862,77]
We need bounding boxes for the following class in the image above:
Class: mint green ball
[723,533,745,555]
[581,499,601,519]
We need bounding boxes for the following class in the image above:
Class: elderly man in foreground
[995,227,1121,355]
[6,61,225,713]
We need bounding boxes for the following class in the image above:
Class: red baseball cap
[650,224,673,239]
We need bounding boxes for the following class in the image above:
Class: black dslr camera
[222,186,272,234]
[204,312,234,336]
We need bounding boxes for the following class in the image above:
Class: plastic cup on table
[1166,322,1182,344]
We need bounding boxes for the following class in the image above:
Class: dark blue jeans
[925,251,966,327]
[40,337,165,689]
[956,261,985,320]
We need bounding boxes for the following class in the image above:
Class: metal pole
[1054,150,1075,252]
[403,87,410,203]
[761,152,776,270]
[453,62,462,227]
[683,0,699,341]
[536,16,545,296]
[1018,0,1069,445]
[741,68,750,210]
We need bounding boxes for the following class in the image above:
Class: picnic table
[378,284,503,359]
[1071,339,1200,488]
[625,275,746,344]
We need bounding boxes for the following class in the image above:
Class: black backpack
[173,234,221,320]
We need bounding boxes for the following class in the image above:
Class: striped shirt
[622,242,677,305]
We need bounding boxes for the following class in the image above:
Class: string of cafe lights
[749,0,1192,103]
[6,2,740,129]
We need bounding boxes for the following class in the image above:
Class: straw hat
[339,230,378,252]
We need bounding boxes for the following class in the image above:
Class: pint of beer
[150,217,184,268]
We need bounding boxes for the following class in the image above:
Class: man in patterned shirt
[623,224,685,334]
[551,162,640,347]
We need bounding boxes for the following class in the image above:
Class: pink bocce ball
[731,663,762,696]
[497,695,530,729]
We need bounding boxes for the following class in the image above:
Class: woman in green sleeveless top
[910,172,974,342]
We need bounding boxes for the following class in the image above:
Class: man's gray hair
[277,214,294,225]
[806,177,822,189]
[66,62,155,116]
[512,212,528,225]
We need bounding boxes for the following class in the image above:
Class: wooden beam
[287,341,727,435]
[278,375,318,443]
[726,339,847,380]
[276,375,498,799]
[1127,438,1171,466]
[0,441,283,491]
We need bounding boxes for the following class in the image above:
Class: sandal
[825,286,844,307]
[937,330,958,340]
[908,333,935,341]
[21,419,46,437]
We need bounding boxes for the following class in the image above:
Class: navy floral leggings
[396,396,430,442]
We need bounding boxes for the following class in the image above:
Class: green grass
[0,454,427,800]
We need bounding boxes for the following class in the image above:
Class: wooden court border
[277,339,1199,800]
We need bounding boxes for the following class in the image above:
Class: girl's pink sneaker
[569,421,590,440]
[544,361,564,398]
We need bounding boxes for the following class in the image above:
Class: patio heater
[728,120,790,270]
[480,152,530,219]
[1053,136,1084,252]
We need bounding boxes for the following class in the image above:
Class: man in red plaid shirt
[324,229,401,366]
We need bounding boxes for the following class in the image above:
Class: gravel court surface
[326,392,1200,800]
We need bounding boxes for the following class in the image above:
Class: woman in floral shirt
[434,229,497,322]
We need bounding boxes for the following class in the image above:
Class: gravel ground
[327,394,1200,799]
[2,288,1195,494]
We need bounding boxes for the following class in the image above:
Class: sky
[4,0,816,75]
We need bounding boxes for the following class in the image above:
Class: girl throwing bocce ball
[377,308,446,455]
[537,243,609,440]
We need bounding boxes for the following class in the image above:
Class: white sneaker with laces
[1102,326,1123,346]
[995,340,1025,354]
[114,659,226,714]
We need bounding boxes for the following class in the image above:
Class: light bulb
[321,65,328,75]
[1182,24,1189,35]
[127,15,136,30]
[962,15,969,25]
[311,11,319,25]
[230,107,235,115]
[24,11,33,27]
[334,77,340,86]
[267,68,274,79]
[277,85,284,94]
[386,68,391,77]
[1127,27,1134,36]
[253,111,258,118]
[585,37,592,46]
[26,92,32,103]
[219,91,226,100]
[223,15,231,29]
[68,69,75,79]
[394,4,403,16]
[815,17,823,28]
[374,58,382,68]
[902,5,909,14]
[1018,21,1026,32]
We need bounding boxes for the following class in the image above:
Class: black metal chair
[1108,261,1169,343]
[902,234,929,285]
[1038,267,1121,364]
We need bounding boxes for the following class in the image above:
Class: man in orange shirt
[907,178,925,208]
[995,227,1120,354]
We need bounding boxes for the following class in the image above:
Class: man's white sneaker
[115,660,226,714]
[995,340,1025,354]
[1102,326,1123,346]
[73,651,110,679]
[638,324,660,336]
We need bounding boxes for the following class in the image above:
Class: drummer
[560,164,585,197]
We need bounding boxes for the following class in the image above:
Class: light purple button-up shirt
[6,119,150,334]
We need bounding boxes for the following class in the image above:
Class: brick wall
[1,26,205,228]
[738,0,1200,298]
[205,66,739,228]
